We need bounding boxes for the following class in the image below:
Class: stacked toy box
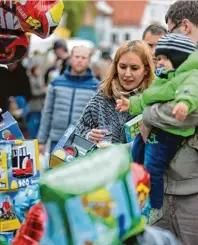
[124,115,143,143]
[0,112,41,244]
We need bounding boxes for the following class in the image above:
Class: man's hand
[116,96,130,112]
[172,102,189,121]
[140,123,151,143]
[39,144,46,155]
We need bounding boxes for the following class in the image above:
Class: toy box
[0,112,24,141]
[40,145,146,245]
[124,115,143,143]
[0,190,21,232]
[50,125,97,168]
[0,231,16,245]
[0,140,40,191]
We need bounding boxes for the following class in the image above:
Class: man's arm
[143,102,198,129]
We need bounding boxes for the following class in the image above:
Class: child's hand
[172,102,189,121]
[116,96,130,112]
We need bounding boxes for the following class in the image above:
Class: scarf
[112,78,141,100]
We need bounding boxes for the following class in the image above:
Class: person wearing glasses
[166,1,198,44]
[142,1,198,244]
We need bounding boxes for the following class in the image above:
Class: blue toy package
[0,231,16,245]
[64,175,142,245]
[13,184,40,223]
[0,112,24,141]
[0,140,40,191]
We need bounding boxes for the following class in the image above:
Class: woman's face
[117,51,146,91]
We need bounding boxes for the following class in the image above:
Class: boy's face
[156,54,174,70]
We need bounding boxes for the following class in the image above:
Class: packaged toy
[50,125,97,168]
[0,140,40,191]
[0,112,24,141]
[0,231,16,245]
[0,191,20,232]
[40,145,146,245]
[125,115,142,143]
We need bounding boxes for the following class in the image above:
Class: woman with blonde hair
[76,40,155,143]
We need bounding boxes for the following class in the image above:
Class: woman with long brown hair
[76,40,155,143]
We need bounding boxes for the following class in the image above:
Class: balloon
[15,0,64,38]
[0,0,64,64]
[0,30,29,64]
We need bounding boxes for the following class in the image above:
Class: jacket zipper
[68,88,75,125]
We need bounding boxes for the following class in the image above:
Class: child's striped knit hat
[155,34,196,68]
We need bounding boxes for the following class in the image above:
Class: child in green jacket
[116,34,197,225]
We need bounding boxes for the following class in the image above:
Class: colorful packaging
[124,115,142,143]
[0,231,16,245]
[13,184,40,223]
[0,140,40,191]
[0,191,21,232]
[40,145,146,245]
[0,112,24,141]
[50,125,97,168]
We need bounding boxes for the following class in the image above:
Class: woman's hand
[87,129,107,143]
[116,96,130,112]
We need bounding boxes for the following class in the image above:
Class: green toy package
[40,145,146,245]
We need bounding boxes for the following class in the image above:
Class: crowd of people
[0,0,198,244]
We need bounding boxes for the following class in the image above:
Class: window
[125,33,130,41]
[111,33,118,44]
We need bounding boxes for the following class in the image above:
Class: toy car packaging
[0,139,40,191]
[0,0,64,64]
[40,145,146,245]
[124,115,142,143]
[0,191,20,232]
[0,112,24,141]
[50,125,97,168]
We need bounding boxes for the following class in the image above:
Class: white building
[95,0,174,50]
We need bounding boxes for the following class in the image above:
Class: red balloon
[0,0,64,64]
[0,30,29,65]
[15,0,64,38]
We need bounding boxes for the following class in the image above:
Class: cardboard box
[0,230,16,244]
[41,145,145,245]
[50,125,97,168]
[124,115,142,143]
[0,112,24,141]
[0,191,21,232]
[0,140,40,191]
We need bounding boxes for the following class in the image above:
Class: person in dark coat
[0,62,32,112]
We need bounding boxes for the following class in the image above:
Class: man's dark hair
[165,1,198,26]
[142,24,167,39]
